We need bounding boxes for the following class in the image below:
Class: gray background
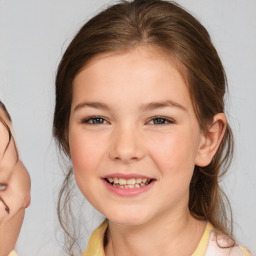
[0,0,255,255]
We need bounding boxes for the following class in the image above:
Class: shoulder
[205,229,251,256]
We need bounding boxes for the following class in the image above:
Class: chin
[105,208,152,227]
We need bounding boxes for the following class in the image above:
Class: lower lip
[102,179,155,197]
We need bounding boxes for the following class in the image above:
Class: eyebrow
[74,102,110,112]
[140,100,187,112]
[74,100,187,112]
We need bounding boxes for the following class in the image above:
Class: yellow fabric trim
[8,251,18,256]
[83,220,213,256]
[241,246,251,256]
[82,220,108,256]
[191,222,213,256]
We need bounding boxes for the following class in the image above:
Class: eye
[0,183,7,191]
[147,116,174,125]
[81,116,108,125]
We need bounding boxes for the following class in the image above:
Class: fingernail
[0,184,7,191]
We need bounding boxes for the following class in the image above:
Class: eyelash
[81,116,108,125]
[81,116,174,125]
[147,116,174,125]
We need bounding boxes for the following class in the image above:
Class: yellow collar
[83,221,213,256]
[192,222,213,256]
[82,220,108,256]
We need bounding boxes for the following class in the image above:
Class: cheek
[147,132,199,206]
[69,134,97,199]
[71,138,95,175]
[147,131,198,173]
[69,130,106,179]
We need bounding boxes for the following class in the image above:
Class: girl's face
[0,110,17,182]
[0,109,30,224]
[69,47,206,226]
[0,109,31,255]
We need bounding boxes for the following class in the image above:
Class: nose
[109,125,145,163]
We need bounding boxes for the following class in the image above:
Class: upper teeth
[107,177,149,185]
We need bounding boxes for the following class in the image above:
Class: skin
[0,108,31,256]
[0,112,17,184]
[69,46,226,256]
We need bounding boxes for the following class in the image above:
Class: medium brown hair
[53,0,234,254]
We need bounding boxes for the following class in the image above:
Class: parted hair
[53,0,234,254]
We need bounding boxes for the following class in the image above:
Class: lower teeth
[111,181,150,188]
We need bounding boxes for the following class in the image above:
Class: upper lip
[102,173,154,179]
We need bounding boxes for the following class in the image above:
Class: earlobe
[195,113,227,167]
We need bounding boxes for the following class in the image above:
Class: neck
[105,209,206,256]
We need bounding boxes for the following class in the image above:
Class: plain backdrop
[0,0,255,255]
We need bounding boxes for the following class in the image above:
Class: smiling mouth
[105,177,152,189]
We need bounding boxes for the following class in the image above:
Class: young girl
[2,0,251,256]
[0,102,31,256]
[52,0,250,255]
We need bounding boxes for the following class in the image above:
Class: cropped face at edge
[0,109,17,182]
[68,46,226,226]
[0,108,31,225]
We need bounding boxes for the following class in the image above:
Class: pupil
[154,118,164,124]
[94,118,102,124]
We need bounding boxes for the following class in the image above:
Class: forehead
[72,46,191,108]
[82,46,187,76]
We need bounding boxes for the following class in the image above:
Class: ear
[195,113,227,167]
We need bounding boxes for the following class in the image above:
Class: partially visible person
[0,101,30,256]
